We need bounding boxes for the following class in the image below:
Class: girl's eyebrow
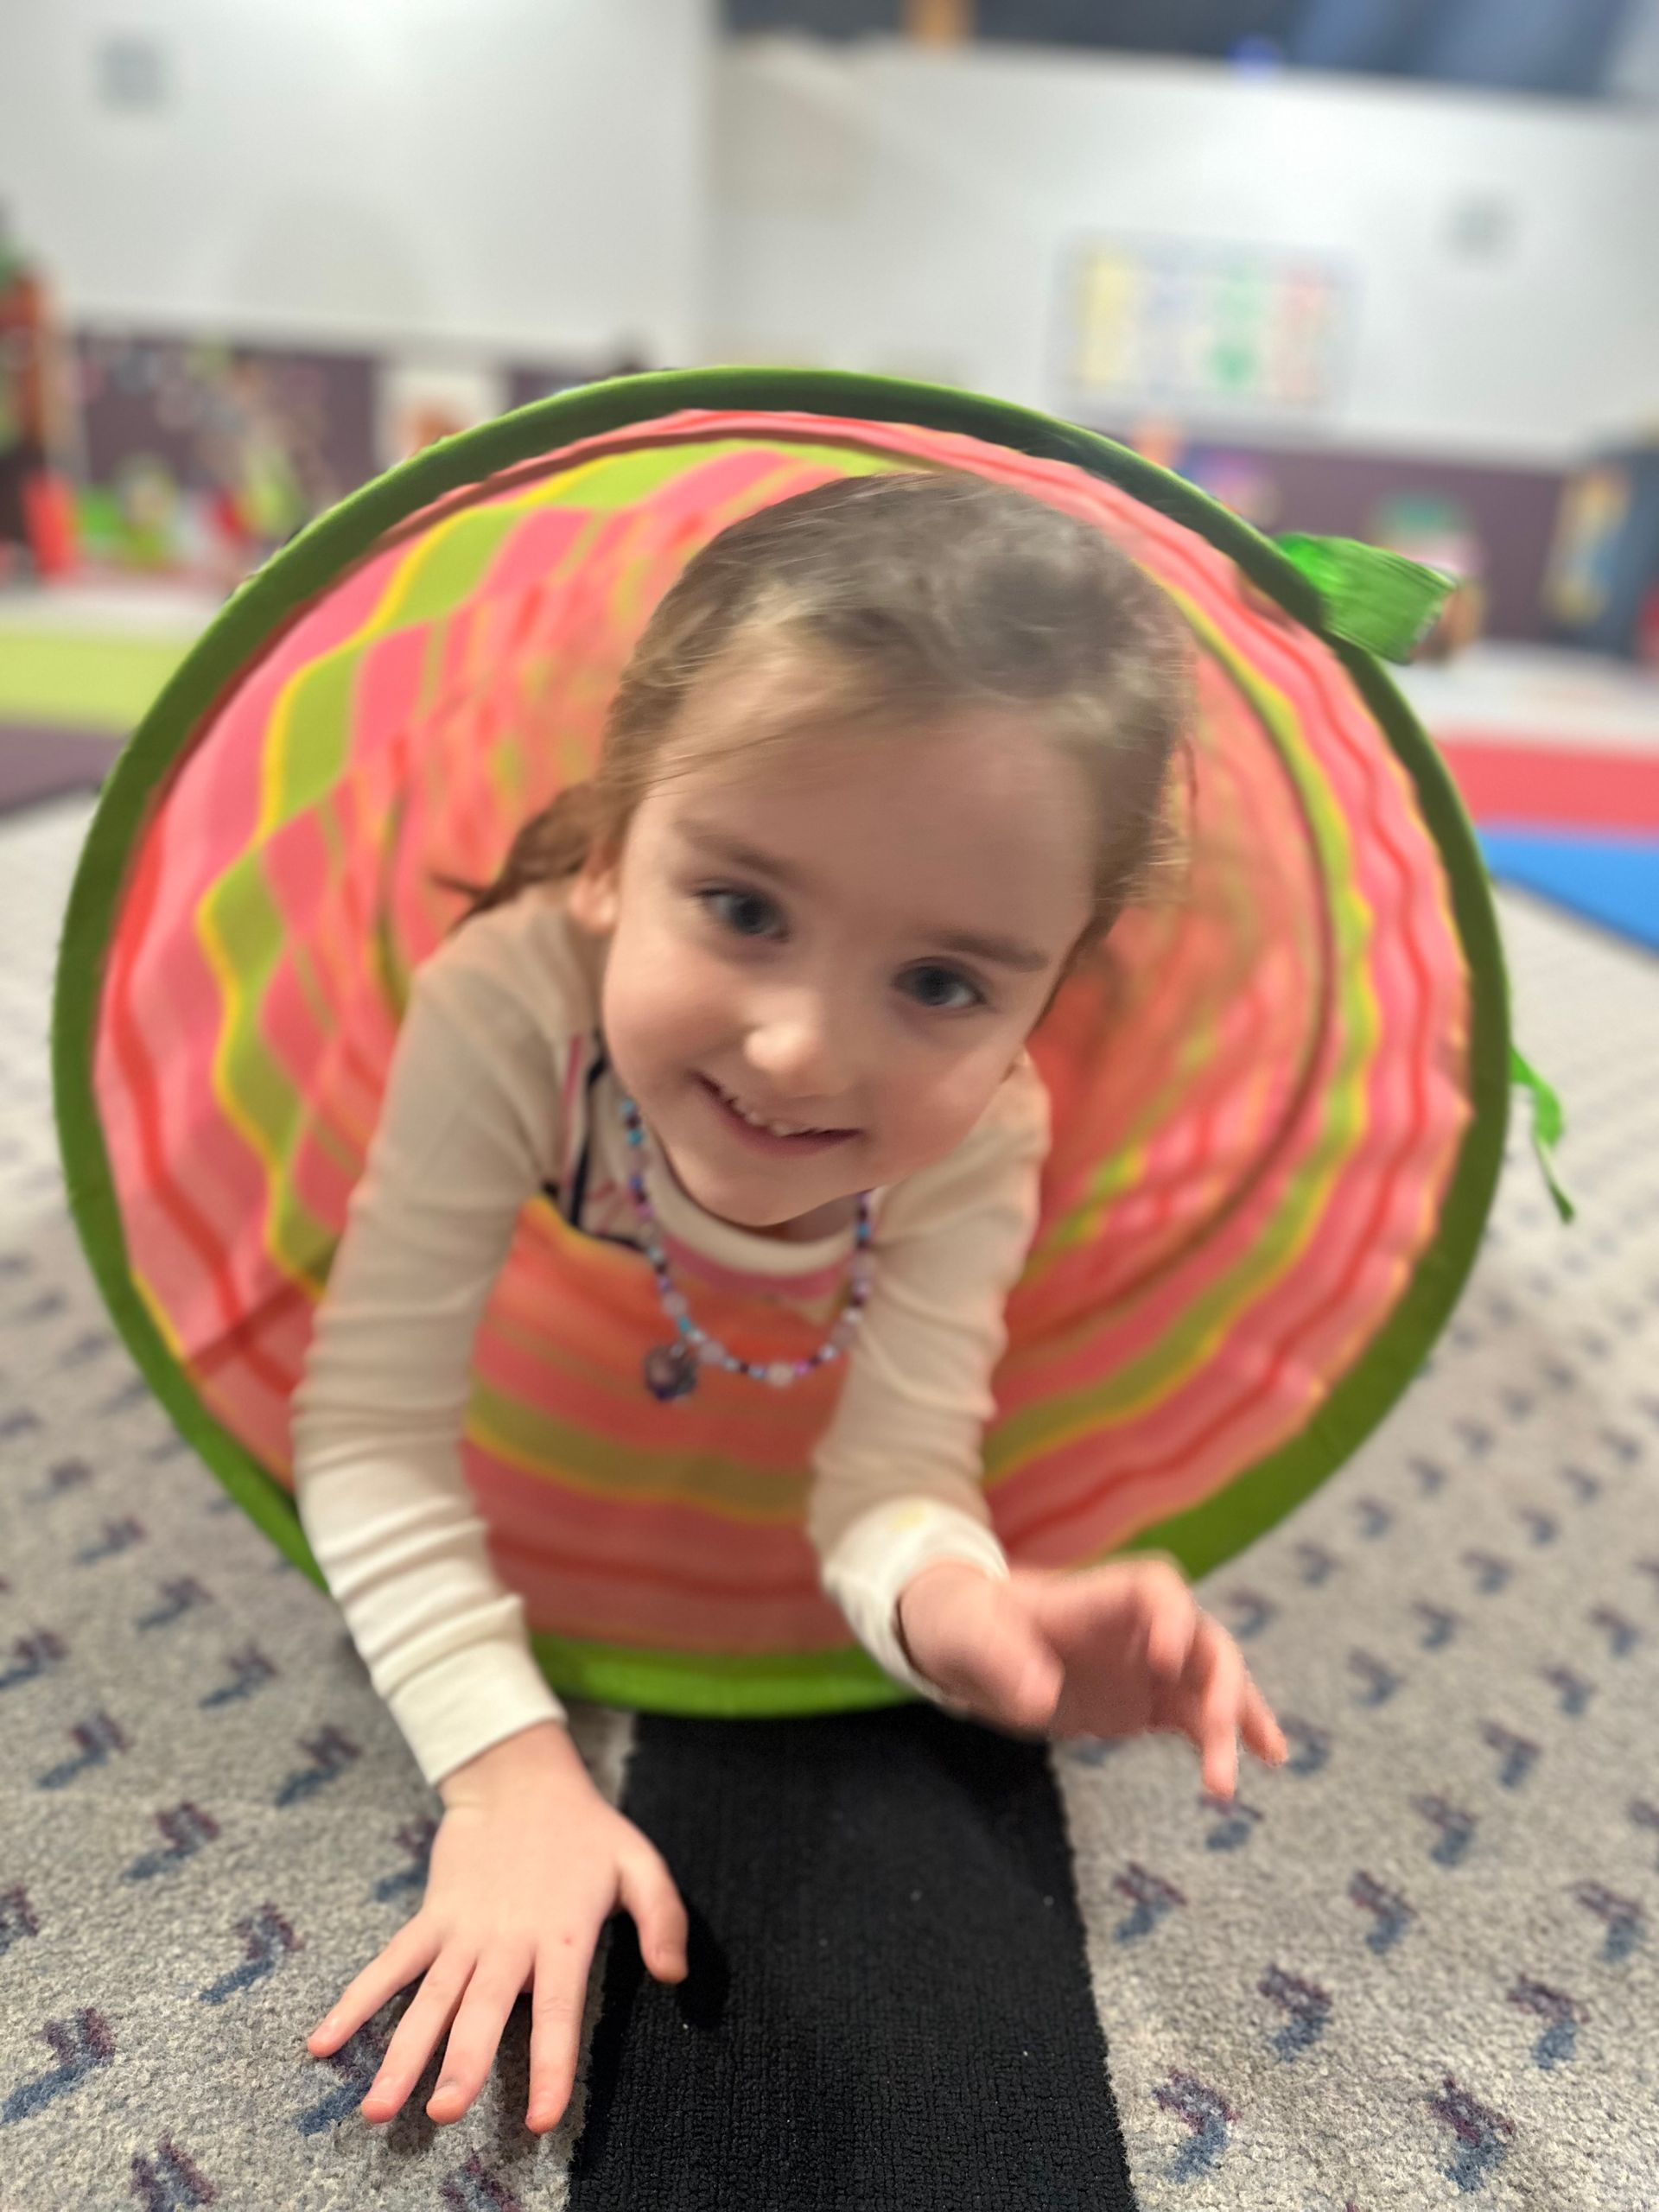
[933,930,1050,974]
[679,821,806,887]
[678,819,1050,971]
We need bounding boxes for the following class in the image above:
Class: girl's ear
[568,844,621,934]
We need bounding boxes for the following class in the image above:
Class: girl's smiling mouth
[696,1075,860,1154]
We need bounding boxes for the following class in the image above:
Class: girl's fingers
[524,1853,683,2134]
[359,1952,474,2125]
[427,1953,536,2126]
[619,1844,691,1986]
[1192,1620,1244,1800]
[982,1612,1065,1736]
[1142,1572,1198,1680]
[527,1940,599,2133]
[1240,1674,1287,1765]
[308,1920,437,2056]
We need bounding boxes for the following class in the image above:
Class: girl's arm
[808,1058,1049,1709]
[809,1064,1286,1783]
[298,917,693,2136]
[290,931,570,1789]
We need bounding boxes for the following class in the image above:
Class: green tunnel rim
[49,365,1512,1719]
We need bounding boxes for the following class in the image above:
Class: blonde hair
[445,470,1192,948]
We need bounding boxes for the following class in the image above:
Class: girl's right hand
[304,1719,689,2134]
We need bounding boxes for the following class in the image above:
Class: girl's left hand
[896,1557,1287,1800]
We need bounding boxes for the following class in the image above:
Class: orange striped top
[289,887,1050,1784]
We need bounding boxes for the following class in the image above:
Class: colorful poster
[1066,242,1351,421]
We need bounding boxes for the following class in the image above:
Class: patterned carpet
[3,793,1656,2210]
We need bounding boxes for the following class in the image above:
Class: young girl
[296,471,1287,2138]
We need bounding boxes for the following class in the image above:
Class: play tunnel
[52,370,1510,1715]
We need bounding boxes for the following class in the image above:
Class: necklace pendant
[618,1093,872,1402]
[644,1339,699,1403]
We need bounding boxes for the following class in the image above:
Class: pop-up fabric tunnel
[52,370,1511,1717]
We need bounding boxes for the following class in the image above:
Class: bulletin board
[1063,238,1354,422]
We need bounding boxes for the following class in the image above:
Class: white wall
[709,38,1659,462]
[0,0,713,364]
[5,10,1656,463]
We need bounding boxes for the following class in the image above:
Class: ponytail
[435,781,602,929]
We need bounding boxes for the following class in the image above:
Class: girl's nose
[743,992,849,1101]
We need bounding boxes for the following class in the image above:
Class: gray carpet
[3,793,1656,2209]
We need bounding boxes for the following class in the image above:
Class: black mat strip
[569,1704,1137,2212]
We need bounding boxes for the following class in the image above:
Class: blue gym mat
[1480,826,1659,955]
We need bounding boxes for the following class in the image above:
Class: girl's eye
[899,963,986,1014]
[701,887,786,941]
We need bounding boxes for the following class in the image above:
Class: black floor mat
[569,1703,1138,2212]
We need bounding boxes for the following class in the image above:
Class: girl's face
[569,653,1097,1234]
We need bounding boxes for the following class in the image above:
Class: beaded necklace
[620,1094,873,1402]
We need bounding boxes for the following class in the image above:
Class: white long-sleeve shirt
[289,887,1049,1787]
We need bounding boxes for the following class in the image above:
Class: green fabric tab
[1273,534,1455,663]
[1510,1043,1575,1224]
